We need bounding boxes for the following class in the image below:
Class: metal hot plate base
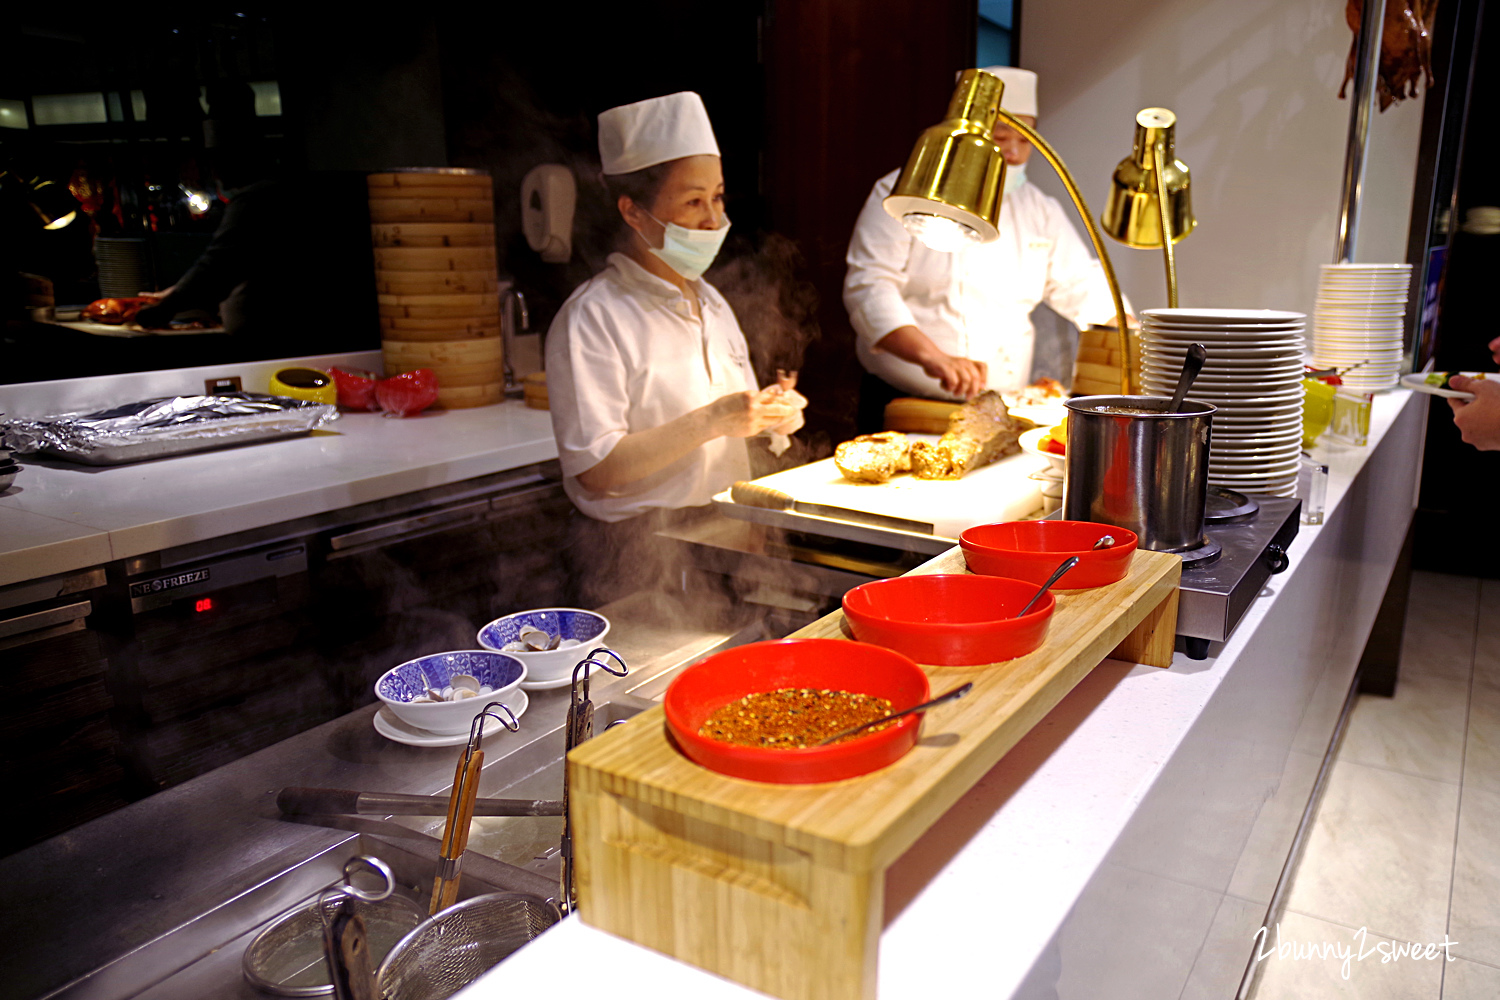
[1175,495,1302,654]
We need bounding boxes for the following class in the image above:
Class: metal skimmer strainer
[376,892,562,1000]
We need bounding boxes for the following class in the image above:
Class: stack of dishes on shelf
[1310,263,1411,392]
[1139,308,1307,498]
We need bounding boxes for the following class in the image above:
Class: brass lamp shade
[883,69,1008,247]
[1103,108,1195,248]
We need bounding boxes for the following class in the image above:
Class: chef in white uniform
[546,91,805,532]
[843,66,1126,430]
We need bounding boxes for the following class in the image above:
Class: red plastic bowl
[376,368,440,417]
[960,521,1137,589]
[663,638,930,784]
[842,574,1054,666]
[331,367,380,411]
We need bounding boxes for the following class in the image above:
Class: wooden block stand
[569,548,1180,1000]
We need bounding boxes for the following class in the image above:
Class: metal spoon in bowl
[1167,342,1208,412]
[816,683,974,746]
[1092,534,1116,550]
[1015,556,1080,617]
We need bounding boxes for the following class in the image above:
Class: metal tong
[430,701,520,915]
[560,647,629,913]
[320,855,395,1000]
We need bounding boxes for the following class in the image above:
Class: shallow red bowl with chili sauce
[663,638,930,784]
[960,521,1137,589]
[842,574,1055,666]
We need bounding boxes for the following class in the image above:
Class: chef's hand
[921,352,988,399]
[709,388,803,438]
[133,298,176,329]
[1448,375,1500,451]
[872,326,988,399]
[762,386,808,436]
[1489,335,1500,365]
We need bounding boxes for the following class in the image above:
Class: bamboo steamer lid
[374,270,500,295]
[368,170,490,190]
[368,198,494,224]
[383,337,503,365]
[435,383,504,409]
[371,223,495,248]
[367,183,491,200]
[380,314,500,334]
[373,247,497,272]
[377,296,500,320]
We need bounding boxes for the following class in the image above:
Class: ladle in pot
[1166,343,1208,412]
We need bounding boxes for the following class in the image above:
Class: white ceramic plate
[1398,373,1483,400]
[1144,326,1305,339]
[1142,308,1306,324]
[1018,426,1067,473]
[1142,324,1306,336]
[372,690,529,747]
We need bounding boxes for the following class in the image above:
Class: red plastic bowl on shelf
[842,574,1055,666]
[663,638,931,784]
[960,521,1137,589]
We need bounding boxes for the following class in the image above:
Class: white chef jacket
[844,169,1125,398]
[545,252,758,522]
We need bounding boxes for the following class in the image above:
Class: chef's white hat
[980,66,1038,118]
[598,92,721,176]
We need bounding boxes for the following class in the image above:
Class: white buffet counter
[0,352,557,587]
[469,388,1428,1000]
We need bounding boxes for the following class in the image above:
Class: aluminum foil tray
[1,393,338,466]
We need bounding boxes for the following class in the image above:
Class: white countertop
[0,353,557,587]
[466,389,1427,1000]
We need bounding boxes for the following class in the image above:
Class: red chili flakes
[699,687,895,749]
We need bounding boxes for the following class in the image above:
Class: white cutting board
[753,434,1047,539]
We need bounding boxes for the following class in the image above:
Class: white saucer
[373,690,529,747]
[518,673,575,692]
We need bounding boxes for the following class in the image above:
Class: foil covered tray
[1,393,338,466]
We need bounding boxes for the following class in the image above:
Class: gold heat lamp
[884,68,1133,392]
[1102,108,1195,309]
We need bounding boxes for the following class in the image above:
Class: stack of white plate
[1139,308,1307,498]
[1310,263,1411,392]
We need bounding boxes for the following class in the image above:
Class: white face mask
[1003,161,1028,198]
[641,210,731,280]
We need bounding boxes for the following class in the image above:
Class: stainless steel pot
[1062,395,1215,552]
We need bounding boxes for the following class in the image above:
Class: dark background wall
[1,2,980,449]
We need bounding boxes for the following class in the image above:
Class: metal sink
[5,589,800,1000]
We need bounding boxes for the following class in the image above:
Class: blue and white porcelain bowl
[476,608,611,685]
[375,650,526,735]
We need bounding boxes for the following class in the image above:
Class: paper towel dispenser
[520,164,576,263]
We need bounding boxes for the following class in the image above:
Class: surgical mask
[642,211,731,280]
[1003,161,1028,197]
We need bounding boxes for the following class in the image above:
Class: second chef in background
[844,66,1127,431]
[545,92,805,599]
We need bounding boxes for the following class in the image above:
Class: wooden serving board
[570,546,1181,1000]
[739,438,1047,539]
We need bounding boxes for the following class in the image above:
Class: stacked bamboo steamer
[370,168,505,408]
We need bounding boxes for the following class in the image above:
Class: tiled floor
[1252,572,1500,999]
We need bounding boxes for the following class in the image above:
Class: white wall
[1023,0,1425,317]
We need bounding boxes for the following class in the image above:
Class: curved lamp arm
[996,108,1134,394]
[1153,141,1178,309]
